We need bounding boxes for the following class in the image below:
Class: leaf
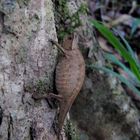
[114,29,140,69]
[104,53,140,87]
[131,18,140,36]
[88,64,140,96]
[91,19,140,81]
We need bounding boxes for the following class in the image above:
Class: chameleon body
[32,34,85,139]
[55,36,85,134]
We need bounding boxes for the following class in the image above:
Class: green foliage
[90,20,140,96]
[35,79,47,94]
[25,78,48,94]
[17,0,30,6]
[55,0,88,41]
[104,53,140,87]
[77,3,89,14]
[65,120,80,140]
[131,18,140,36]
[89,65,140,96]
[16,47,27,64]
[91,20,140,80]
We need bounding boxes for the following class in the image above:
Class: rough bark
[0,0,57,139]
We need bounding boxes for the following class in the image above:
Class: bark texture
[0,0,57,139]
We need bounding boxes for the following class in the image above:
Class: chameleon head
[62,33,78,50]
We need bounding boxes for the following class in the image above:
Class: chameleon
[33,33,85,139]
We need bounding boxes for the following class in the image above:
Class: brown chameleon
[33,33,85,139]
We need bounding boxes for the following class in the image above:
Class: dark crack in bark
[7,115,13,140]
[30,126,34,140]
[0,107,3,125]
[0,12,4,32]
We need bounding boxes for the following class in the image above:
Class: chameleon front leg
[49,39,66,55]
[32,92,63,101]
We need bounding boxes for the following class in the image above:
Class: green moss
[55,0,88,41]
[64,120,80,140]
[17,0,31,7]
[35,79,48,94]
[16,47,27,64]
[25,78,48,95]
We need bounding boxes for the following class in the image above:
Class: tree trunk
[0,0,57,139]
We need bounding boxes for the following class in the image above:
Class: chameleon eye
[68,36,72,40]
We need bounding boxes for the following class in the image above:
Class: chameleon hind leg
[32,92,63,101]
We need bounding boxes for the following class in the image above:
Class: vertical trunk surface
[0,0,57,139]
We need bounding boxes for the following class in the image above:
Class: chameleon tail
[57,99,74,139]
